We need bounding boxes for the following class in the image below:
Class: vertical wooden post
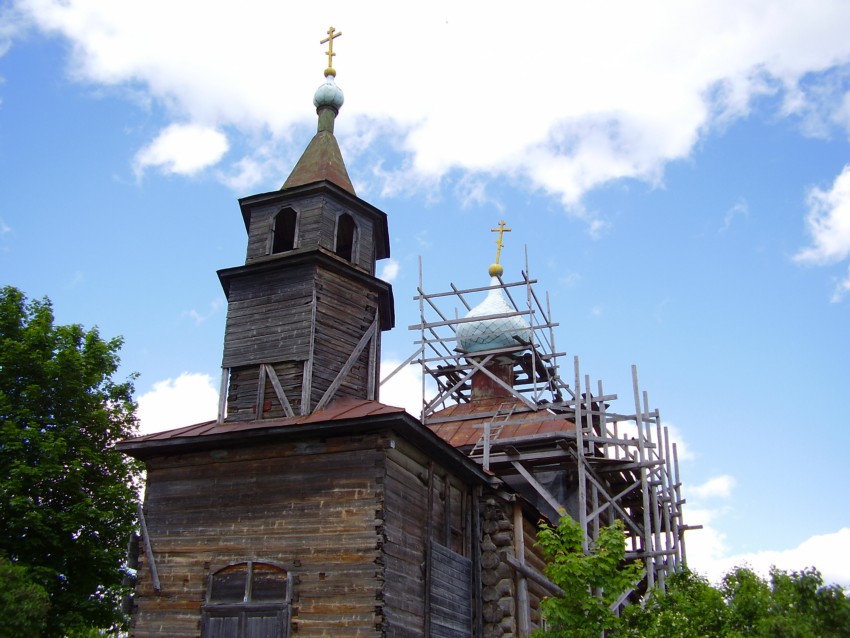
[673,443,687,565]
[301,289,317,415]
[513,501,530,636]
[255,363,267,419]
[575,357,588,553]
[424,462,434,637]
[368,309,379,401]
[632,365,655,589]
[471,487,483,638]
[217,368,229,424]
[443,476,451,547]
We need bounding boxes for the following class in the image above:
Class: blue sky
[2,1,850,587]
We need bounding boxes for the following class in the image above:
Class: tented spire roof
[282,67,356,194]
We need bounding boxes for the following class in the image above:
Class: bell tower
[217,29,394,421]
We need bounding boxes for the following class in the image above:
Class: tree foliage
[0,286,142,635]
[621,565,850,637]
[0,556,50,638]
[533,511,850,637]
[533,516,643,637]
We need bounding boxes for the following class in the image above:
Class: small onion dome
[456,277,531,353]
[313,74,345,110]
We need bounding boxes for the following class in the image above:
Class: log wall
[220,263,382,419]
[380,438,475,636]
[129,425,544,637]
[221,264,315,369]
[243,194,376,274]
[132,433,387,638]
[311,267,380,408]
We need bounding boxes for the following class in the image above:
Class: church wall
[310,268,380,406]
[319,197,376,273]
[478,495,548,638]
[241,193,376,275]
[520,515,547,630]
[244,196,326,262]
[379,437,477,636]
[221,263,316,369]
[131,433,387,638]
[224,360,306,421]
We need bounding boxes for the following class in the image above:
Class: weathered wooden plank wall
[221,264,315,368]
[132,434,386,638]
[521,515,547,630]
[311,268,379,406]
[380,438,475,636]
[243,195,376,275]
[429,541,473,638]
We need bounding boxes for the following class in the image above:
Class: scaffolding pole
[402,261,691,600]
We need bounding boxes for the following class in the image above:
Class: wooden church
[119,29,689,638]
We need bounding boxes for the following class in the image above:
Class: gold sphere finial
[489,263,504,277]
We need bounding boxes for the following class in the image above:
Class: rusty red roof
[123,397,406,444]
[426,397,575,448]
[281,129,355,195]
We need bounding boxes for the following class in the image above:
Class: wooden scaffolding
[383,258,694,598]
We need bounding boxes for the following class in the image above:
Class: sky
[2,0,850,588]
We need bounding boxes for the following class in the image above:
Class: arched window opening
[271,209,297,254]
[335,213,356,262]
[202,562,291,638]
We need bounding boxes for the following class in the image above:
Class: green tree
[621,565,850,637]
[620,567,726,637]
[0,556,50,638]
[533,516,643,637]
[0,287,142,635]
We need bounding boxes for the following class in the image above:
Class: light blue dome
[456,277,531,353]
[313,74,345,110]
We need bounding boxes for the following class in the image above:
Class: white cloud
[137,372,219,434]
[684,473,850,588]
[691,525,850,589]
[719,199,749,233]
[378,258,400,283]
[684,505,733,576]
[795,164,850,264]
[181,297,225,325]
[831,264,850,302]
[11,0,850,206]
[691,474,736,499]
[380,358,436,418]
[134,123,229,177]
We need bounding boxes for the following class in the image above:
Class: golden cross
[321,26,342,75]
[490,220,512,265]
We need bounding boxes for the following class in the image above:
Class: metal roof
[426,397,575,448]
[121,398,407,444]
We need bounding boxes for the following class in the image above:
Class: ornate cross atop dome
[321,26,342,77]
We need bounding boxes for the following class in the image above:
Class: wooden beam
[424,462,434,637]
[506,556,563,598]
[467,357,538,411]
[217,367,228,424]
[367,310,378,401]
[510,460,565,515]
[514,501,530,637]
[264,364,295,418]
[315,318,378,411]
[137,504,160,593]
[300,289,317,415]
[255,363,267,418]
